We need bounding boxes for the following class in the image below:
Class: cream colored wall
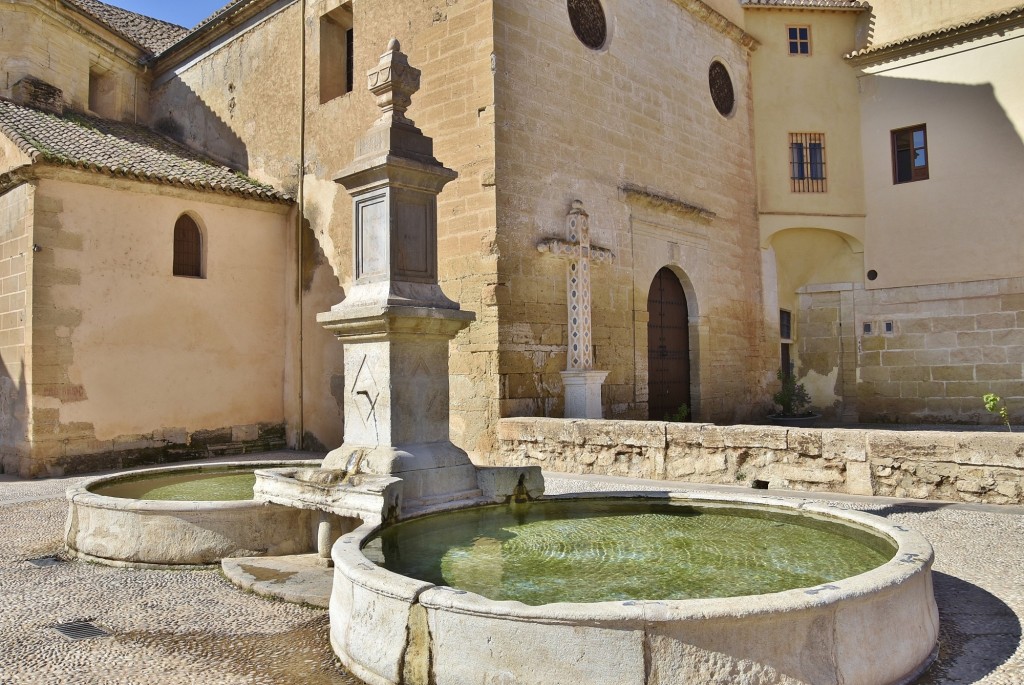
[0,182,33,474]
[746,9,865,227]
[0,0,149,121]
[866,0,1022,45]
[150,0,500,455]
[859,26,1024,290]
[493,0,772,425]
[26,176,290,473]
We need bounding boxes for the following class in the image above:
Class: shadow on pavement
[915,571,1022,683]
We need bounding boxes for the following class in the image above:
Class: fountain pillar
[316,39,480,514]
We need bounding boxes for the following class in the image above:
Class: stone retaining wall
[496,418,1024,504]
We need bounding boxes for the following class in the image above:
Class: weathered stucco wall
[0,182,33,475]
[492,0,773,433]
[150,0,500,457]
[498,417,1024,504]
[20,175,291,476]
[0,0,149,121]
[865,0,1023,45]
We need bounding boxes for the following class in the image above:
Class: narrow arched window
[173,214,203,278]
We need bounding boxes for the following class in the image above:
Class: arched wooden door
[647,267,691,420]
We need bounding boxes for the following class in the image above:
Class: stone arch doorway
[647,267,691,420]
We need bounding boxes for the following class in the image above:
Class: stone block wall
[0,183,33,474]
[795,278,1024,426]
[498,417,1024,504]
[492,0,772,428]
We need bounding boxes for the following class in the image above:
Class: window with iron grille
[320,3,354,103]
[891,124,928,184]
[173,214,203,278]
[780,309,793,377]
[789,132,826,192]
[787,26,811,55]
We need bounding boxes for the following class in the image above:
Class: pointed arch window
[173,214,204,278]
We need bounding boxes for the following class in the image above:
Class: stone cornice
[846,5,1024,66]
[618,183,717,223]
[23,0,150,68]
[670,0,761,51]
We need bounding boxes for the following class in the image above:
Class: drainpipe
[296,0,307,449]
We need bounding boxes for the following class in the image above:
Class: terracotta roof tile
[847,4,1024,60]
[0,98,290,203]
[64,0,189,54]
[742,0,870,10]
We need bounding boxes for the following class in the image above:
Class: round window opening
[709,61,735,117]
[568,0,607,50]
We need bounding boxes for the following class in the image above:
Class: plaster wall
[746,8,866,222]
[858,27,1024,290]
[866,0,1022,46]
[0,182,33,474]
[0,0,149,121]
[492,0,772,432]
[24,176,290,476]
[150,0,500,457]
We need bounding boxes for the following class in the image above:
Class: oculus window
[567,0,607,50]
[708,61,735,117]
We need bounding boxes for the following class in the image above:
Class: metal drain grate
[26,556,63,568]
[52,621,111,642]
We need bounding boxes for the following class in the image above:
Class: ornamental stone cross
[538,200,614,418]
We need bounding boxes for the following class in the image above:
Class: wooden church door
[647,267,691,420]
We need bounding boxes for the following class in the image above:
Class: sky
[103,0,229,29]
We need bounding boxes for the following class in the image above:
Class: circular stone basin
[330,492,939,685]
[66,461,322,568]
[90,468,258,501]
[362,499,895,605]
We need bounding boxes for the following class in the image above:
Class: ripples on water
[363,499,896,605]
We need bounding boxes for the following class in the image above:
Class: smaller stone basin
[66,461,322,568]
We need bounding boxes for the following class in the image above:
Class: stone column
[317,39,479,514]
[538,201,614,419]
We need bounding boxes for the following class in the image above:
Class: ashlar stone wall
[0,182,33,475]
[498,417,1024,504]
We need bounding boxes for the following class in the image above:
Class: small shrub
[772,368,812,417]
[665,404,689,422]
[983,393,1012,432]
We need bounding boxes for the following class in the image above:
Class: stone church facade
[1,0,1021,476]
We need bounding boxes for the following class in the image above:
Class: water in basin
[91,469,257,501]
[362,498,896,605]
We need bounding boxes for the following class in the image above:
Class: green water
[362,499,896,605]
[92,469,257,501]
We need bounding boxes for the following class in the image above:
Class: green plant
[983,393,1012,432]
[665,404,689,422]
[771,368,812,417]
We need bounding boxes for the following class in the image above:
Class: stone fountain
[252,39,542,552]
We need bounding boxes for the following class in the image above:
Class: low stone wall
[496,418,1024,504]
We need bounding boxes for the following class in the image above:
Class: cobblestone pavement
[1,454,1022,684]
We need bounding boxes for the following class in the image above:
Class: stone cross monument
[317,39,480,514]
[538,200,614,419]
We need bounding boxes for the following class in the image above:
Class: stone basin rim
[67,459,324,510]
[332,490,933,618]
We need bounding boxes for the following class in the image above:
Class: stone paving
[1,452,1022,684]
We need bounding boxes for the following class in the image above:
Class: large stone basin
[65,461,322,568]
[328,491,938,685]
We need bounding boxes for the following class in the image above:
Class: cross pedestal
[538,200,614,419]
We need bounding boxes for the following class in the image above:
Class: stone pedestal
[316,39,480,515]
[561,369,609,419]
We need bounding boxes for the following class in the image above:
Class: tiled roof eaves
[59,0,187,56]
[741,0,870,11]
[0,101,291,204]
[152,0,272,63]
[846,4,1024,64]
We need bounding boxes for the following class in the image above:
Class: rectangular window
[320,3,354,103]
[892,124,928,184]
[88,67,118,118]
[787,26,811,55]
[780,309,793,376]
[789,133,827,192]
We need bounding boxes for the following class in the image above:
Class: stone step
[222,554,333,608]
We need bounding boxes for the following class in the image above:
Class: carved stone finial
[367,38,421,126]
[571,199,585,212]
